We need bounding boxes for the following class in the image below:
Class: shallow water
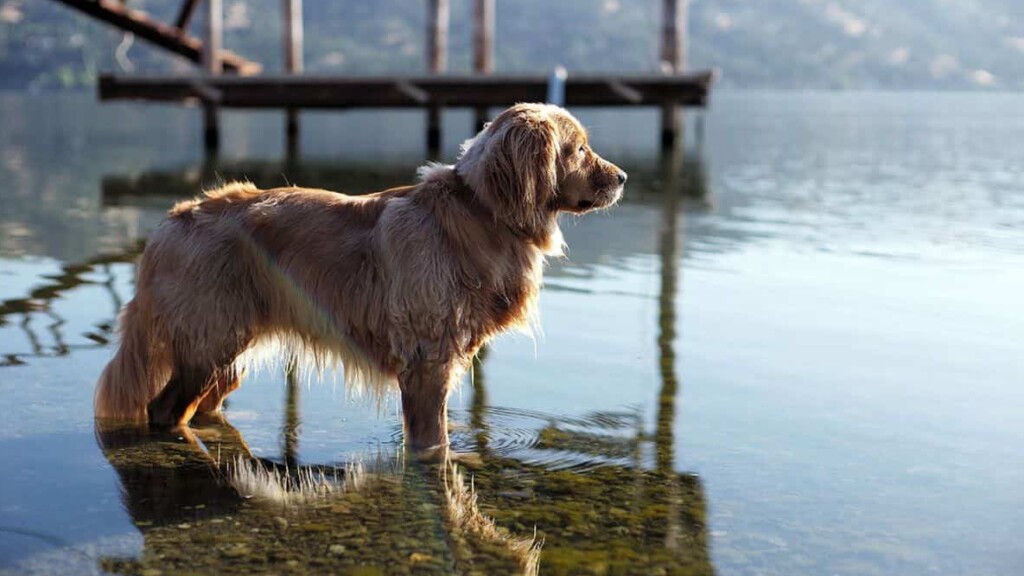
[1,92,1022,575]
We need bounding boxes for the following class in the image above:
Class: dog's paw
[411,445,482,468]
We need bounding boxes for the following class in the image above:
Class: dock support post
[472,0,494,131]
[426,108,442,155]
[202,0,223,154]
[660,0,688,150]
[285,110,300,162]
[203,106,219,153]
[283,0,303,161]
[426,0,449,154]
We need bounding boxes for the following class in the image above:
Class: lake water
[0,92,1022,575]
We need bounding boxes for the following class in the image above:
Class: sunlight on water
[0,92,1022,575]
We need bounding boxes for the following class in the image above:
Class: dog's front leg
[398,357,458,452]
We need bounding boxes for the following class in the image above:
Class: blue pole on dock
[547,65,567,106]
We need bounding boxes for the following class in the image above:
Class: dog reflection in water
[95,409,714,575]
[94,416,541,575]
[94,103,626,453]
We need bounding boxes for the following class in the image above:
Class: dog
[94,103,627,451]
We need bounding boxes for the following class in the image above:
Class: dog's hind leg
[148,327,252,427]
[147,364,219,428]
[195,366,245,415]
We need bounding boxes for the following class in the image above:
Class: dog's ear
[479,112,559,234]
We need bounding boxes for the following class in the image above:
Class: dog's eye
[578,145,586,155]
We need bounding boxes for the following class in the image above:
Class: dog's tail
[94,297,172,421]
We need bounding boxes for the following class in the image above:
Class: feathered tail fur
[94,297,172,421]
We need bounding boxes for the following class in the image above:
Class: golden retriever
[94,103,627,451]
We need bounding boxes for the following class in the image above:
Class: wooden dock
[98,72,715,109]
[54,0,712,152]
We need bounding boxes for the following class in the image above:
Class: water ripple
[450,406,645,473]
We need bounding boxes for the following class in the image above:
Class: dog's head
[456,103,627,239]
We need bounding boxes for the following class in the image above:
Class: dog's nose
[616,171,628,185]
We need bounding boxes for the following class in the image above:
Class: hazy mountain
[2,0,1024,90]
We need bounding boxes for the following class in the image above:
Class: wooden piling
[285,111,300,162]
[427,0,449,73]
[203,0,223,153]
[661,0,687,70]
[283,0,303,73]
[472,0,494,131]
[283,356,301,469]
[283,0,303,160]
[202,0,223,73]
[660,0,688,149]
[473,0,494,76]
[426,0,448,153]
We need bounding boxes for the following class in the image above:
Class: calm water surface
[0,92,1022,575]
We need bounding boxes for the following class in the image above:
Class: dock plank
[98,72,717,109]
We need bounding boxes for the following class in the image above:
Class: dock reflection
[101,159,421,205]
[0,244,143,366]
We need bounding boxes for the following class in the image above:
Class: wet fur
[94,103,626,450]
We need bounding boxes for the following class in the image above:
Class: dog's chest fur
[391,169,549,353]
